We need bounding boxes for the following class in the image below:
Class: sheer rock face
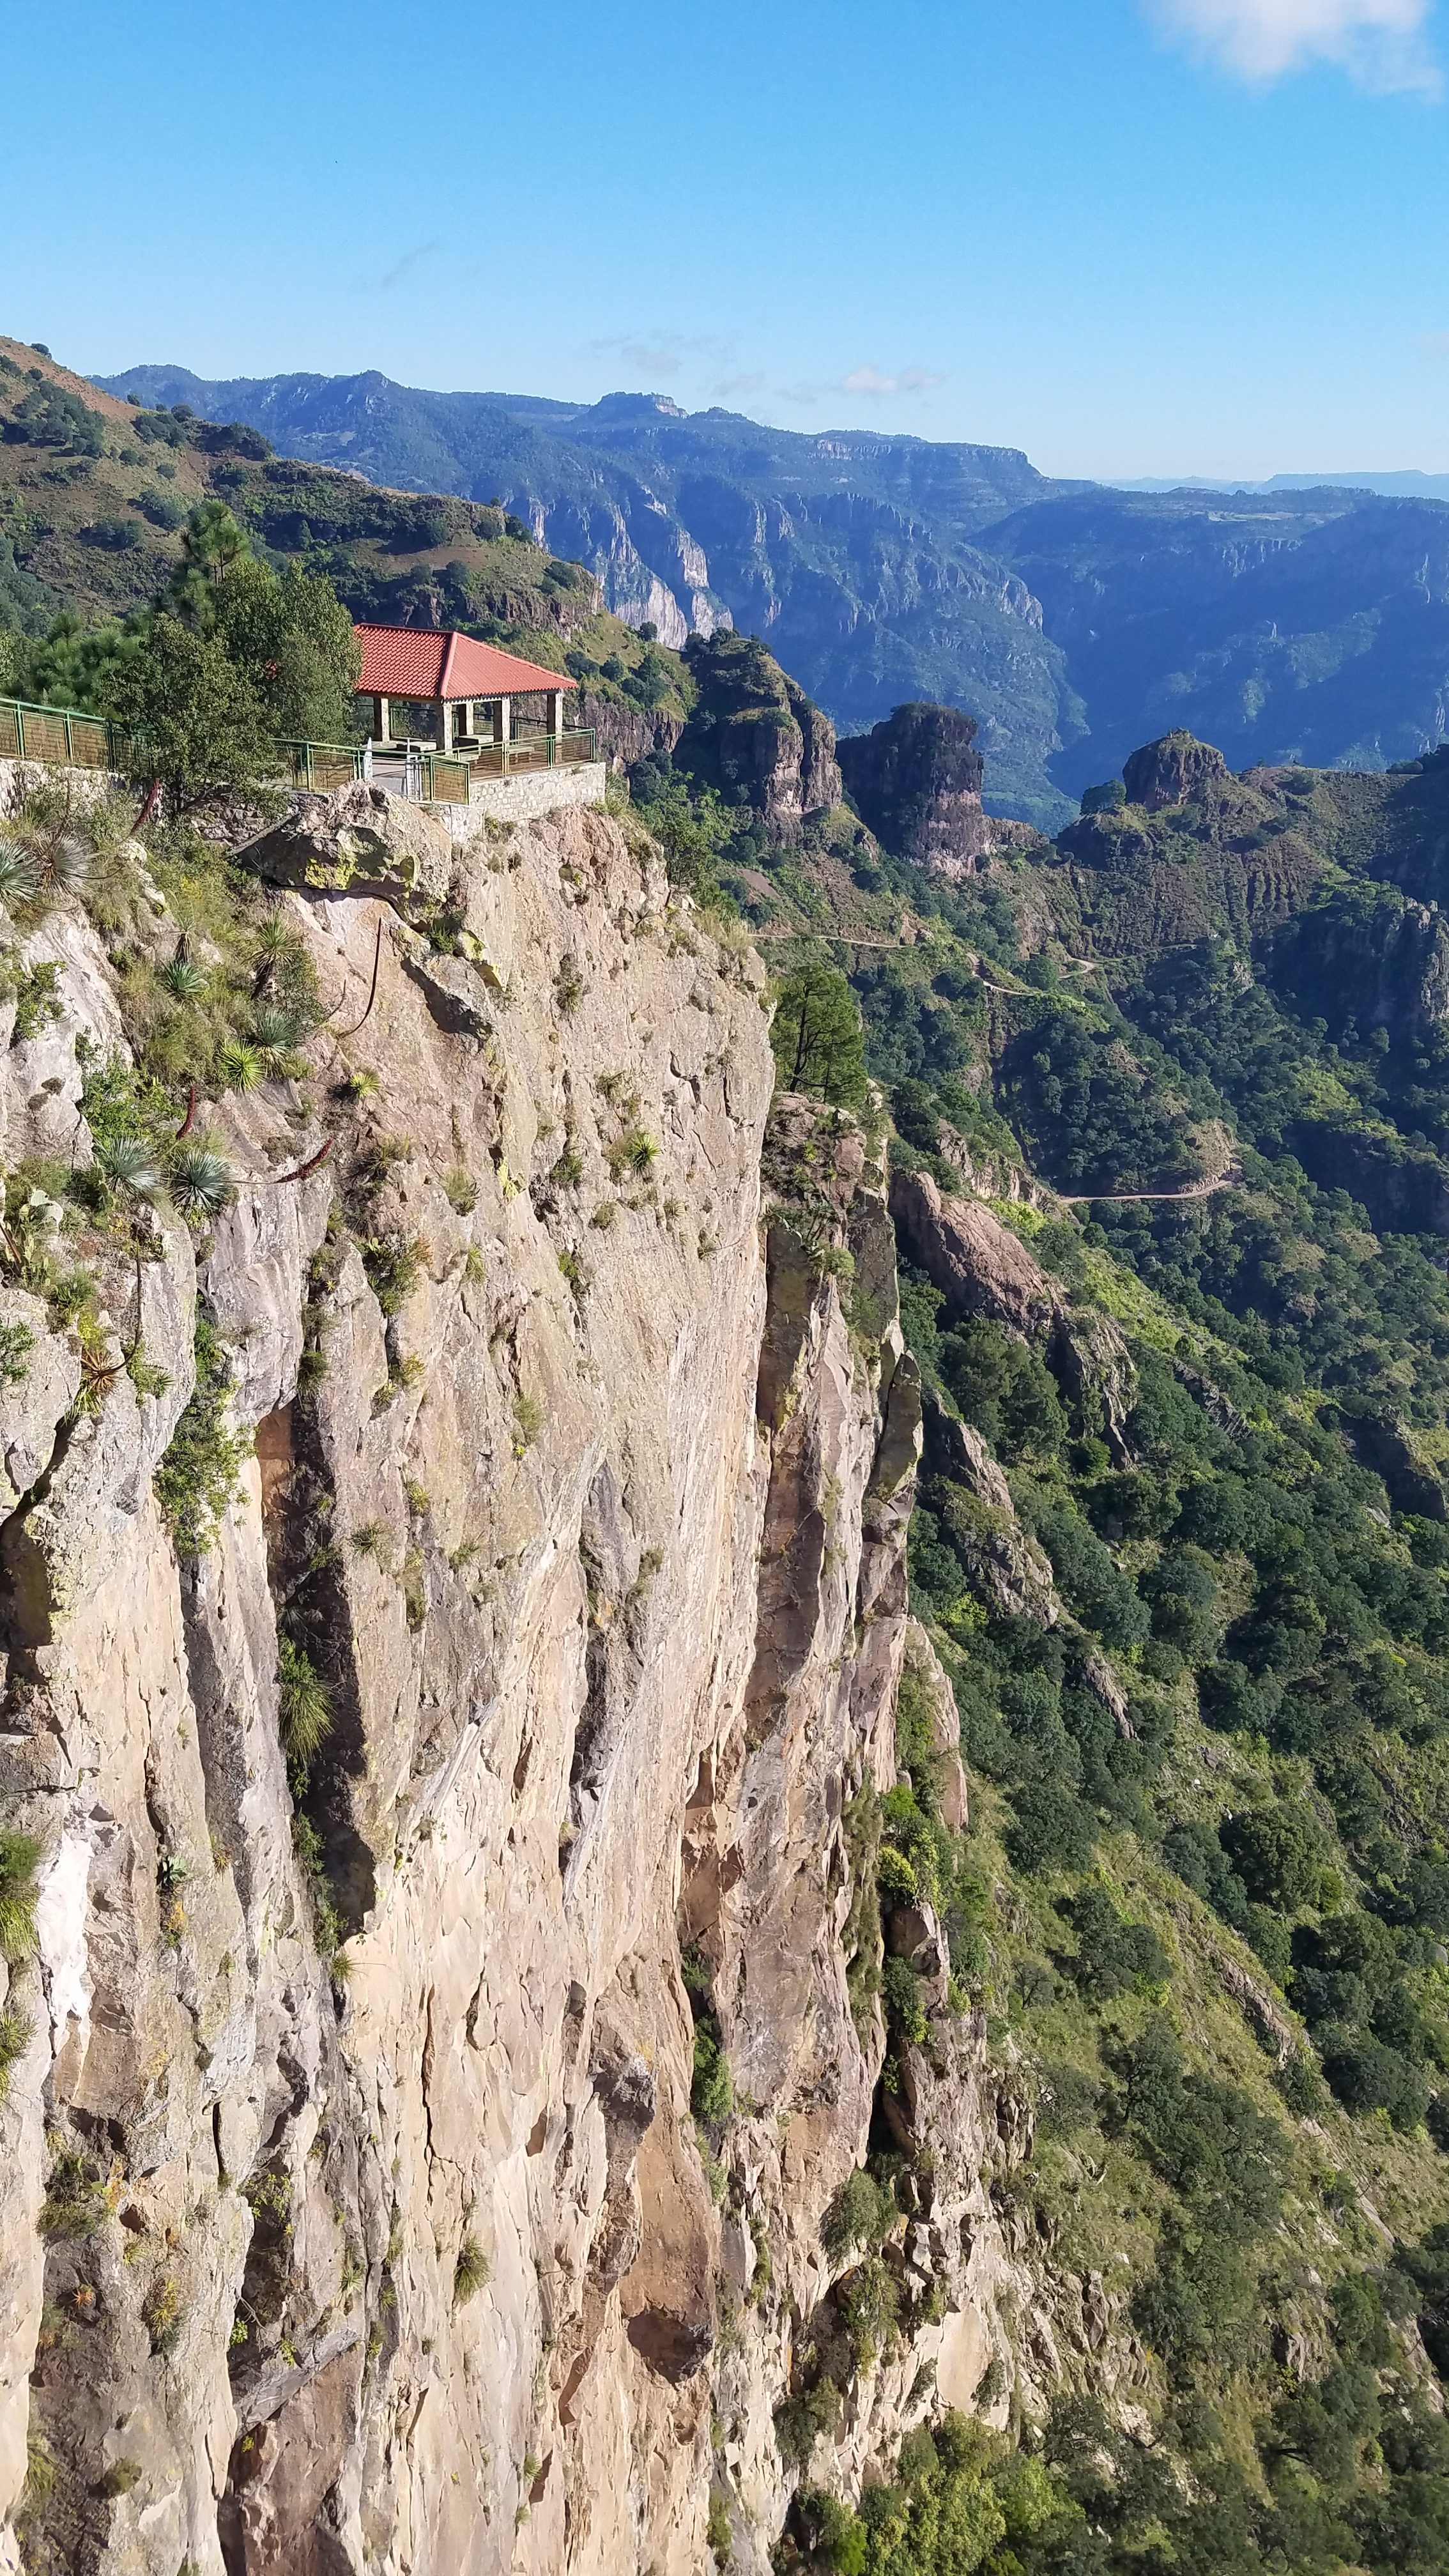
[0,809,1026,2576]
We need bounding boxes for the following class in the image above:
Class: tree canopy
[770,962,869,1108]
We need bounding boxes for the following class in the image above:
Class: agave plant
[217,1042,263,1094]
[95,1132,164,1201]
[169,1139,237,1221]
[158,957,210,1004]
[0,839,42,912]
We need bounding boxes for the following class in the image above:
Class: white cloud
[1151,0,1441,90]
[839,363,944,396]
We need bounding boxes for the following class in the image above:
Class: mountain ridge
[94,358,1449,831]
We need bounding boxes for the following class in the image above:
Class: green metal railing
[470,728,597,778]
[418,751,472,805]
[0,696,144,774]
[279,739,368,792]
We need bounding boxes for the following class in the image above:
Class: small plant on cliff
[38,2138,106,2239]
[360,1230,427,1317]
[142,2274,183,2354]
[604,1125,658,1182]
[277,1637,332,1774]
[167,1137,237,1223]
[706,2488,733,2565]
[0,1316,34,1385]
[155,1314,250,1556]
[0,1830,42,1963]
[0,2005,32,2103]
[453,2236,489,2304]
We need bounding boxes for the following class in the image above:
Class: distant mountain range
[100,362,1449,828]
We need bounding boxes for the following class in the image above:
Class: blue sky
[2,0,1446,478]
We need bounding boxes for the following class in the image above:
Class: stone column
[545,689,564,740]
[372,694,390,742]
[494,696,512,745]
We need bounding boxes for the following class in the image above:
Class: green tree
[770,962,868,1108]
[212,555,361,742]
[108,613,272,809]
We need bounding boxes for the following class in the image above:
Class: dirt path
[1055,1166,1241,1207]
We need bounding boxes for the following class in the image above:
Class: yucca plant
[250,1007,302,1077]
[0,839,42,911]
[278,1637,332,1767]
[95,1132,164,1200]
[158,957,210,1004]
[0,1829,42,1964]
[217,1042,263,1094]
[169,1139,236,1220]
[46,836,92,896]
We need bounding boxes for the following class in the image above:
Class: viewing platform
[352,623,606,820]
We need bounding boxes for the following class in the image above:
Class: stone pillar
[545,689,564,739]
[372,694,389,742]
[438,701,452,751]
[494,696,512,745]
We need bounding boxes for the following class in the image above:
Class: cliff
[0,787,1026,2576]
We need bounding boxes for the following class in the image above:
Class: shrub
[454,2236,489,2304]
[775,2379,843,2467]
[1321,2037,1429,2132]
[882,1954,928,2045]
[1220,1805,1325,1914]
[1061,1885,1171,2004]
[691,2024,733,2128]
[822,2168,896,2264]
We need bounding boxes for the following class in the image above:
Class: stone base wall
[437,762,608,839]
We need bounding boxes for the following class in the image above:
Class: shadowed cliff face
[838,703,1009,880]
[0,790,1039,2576]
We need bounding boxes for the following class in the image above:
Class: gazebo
[353,624,581,765]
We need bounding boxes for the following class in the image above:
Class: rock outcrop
[1120,730,1228,813]
[838,702,1006,877]
[678,632,843,838]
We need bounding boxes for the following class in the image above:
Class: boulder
[238,781,454,904]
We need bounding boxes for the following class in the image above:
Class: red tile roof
[354,625,577,701]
